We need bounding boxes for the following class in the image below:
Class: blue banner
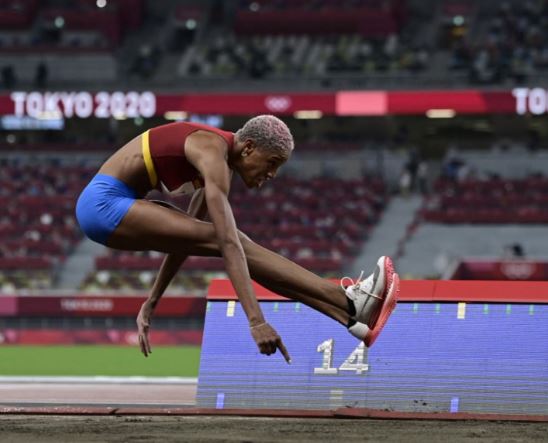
[197,300,548,414]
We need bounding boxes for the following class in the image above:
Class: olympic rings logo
[265,96,292,112]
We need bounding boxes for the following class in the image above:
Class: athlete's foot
[341,256,395,327]
[347,272,399,347]
[342,256,400,347]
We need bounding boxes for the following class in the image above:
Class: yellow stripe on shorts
[141,130,158,188]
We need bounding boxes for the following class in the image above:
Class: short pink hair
[236,115,294,156]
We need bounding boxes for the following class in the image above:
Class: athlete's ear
[241,139,256,157]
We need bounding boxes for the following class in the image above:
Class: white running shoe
[341,256,400,347]
[341,256,395,327]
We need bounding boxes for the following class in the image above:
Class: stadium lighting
[293,110,323,119]
[426,109,456,118]
[54,17,65,28]
[249,2,260,12]
[164,111,188,121]
[37,111,63,120]
[96,0,107,8]
[186,19,197,30]
[453,15,465,26]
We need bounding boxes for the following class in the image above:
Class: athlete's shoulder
[149,121,234,153]
[188,123,234,146]
[186,131,230,160]
[188,122,233,138]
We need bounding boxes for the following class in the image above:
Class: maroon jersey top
[142,122,234,194]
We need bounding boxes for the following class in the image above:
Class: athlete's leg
[108,200,351,324]
[240,238,351,325]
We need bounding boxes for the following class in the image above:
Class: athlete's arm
[186,132,290,362]
[137,189,207,357]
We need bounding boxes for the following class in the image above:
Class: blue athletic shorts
[75,174,138,245]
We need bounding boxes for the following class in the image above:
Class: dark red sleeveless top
[142,122,234,193]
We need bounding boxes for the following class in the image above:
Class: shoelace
[340,270,365,292]
[340,270,383,299]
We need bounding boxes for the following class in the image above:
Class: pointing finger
[277,340,291,364]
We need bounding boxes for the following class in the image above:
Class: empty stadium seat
[0,156,96,289]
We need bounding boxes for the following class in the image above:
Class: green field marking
[0,345,200,377]
[529,305,535,315]
[506,304,512,315]
[483,304,489,315]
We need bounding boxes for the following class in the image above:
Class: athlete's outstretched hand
[250,322,291,364]
[136,301,154,357]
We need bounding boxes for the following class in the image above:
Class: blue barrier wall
[197,300,548,414]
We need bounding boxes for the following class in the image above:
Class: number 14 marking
[314,339,369,375]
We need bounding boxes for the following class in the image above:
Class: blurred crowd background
[1,0,548,344]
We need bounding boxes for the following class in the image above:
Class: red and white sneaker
[342,256,400,347]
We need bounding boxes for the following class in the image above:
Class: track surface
[1,415,547,443]
[0,380,196,408]
[1,381,547,442]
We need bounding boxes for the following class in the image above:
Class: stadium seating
[177,33,429,79]
[0,0,144,48]
[422,175,548,223]
[3,0,547,88]
[396,148,548,278]
[0,156,96,290]
[448,0,548,83]
[234,0,405,36]
[174,0,432,80]
[79,268,219,295]
[0,0,39,29]
[0,0,145,87]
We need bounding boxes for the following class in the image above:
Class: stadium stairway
[56,239,106,290]
[349,195,422,277]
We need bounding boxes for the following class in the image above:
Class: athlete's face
[239,143,289,189]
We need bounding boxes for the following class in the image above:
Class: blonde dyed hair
[235,115,294,156]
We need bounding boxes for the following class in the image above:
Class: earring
[241,152,247,157]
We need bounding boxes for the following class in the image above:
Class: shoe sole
[364,272,399,347]
[363,256,395,327]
